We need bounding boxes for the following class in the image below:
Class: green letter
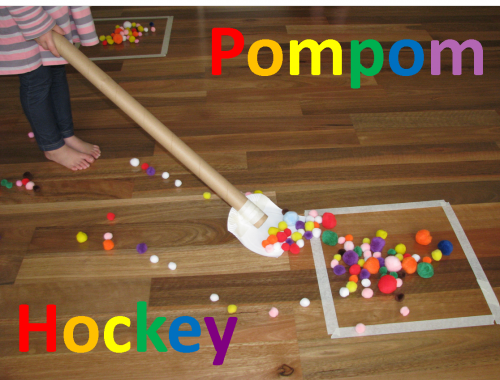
[351,39,383,89]
[137,302,167,352]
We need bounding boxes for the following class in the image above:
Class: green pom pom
[379,267,388,275]
[387,249,396,255]
[389,271,398,278]
[417,262,434,278]
[322,230,338,246]
[0,179,7,186]
[354,246,363,257]
[5,182,13,189]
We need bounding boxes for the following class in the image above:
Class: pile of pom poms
[99,21,156,46]
[2,172,40,192]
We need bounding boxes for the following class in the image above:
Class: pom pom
[25,181,34,190]
[361,288,373,298]
[376,229,388,239]
[376,256,385,268]
[175,179,182,187]
[308,210,318,217]
[355,323,365,334]
[284,228,292,237]
[314,216,322,224]
[344,241,354,251]
[333,254,341,261]
[278,221,287,231]
[269,307,279,318]
[322,212,336,229]
[395,243,406,254]
[141,163,149,170]
[354,246,363,257]
[358,258,365,267]
[295,221,305,230]
[151,26,156,32]
[290,243,300,254]
[349,275,358,283]
[107,212,115,221]
[395,253,404,261]
[162,172,170,179]
[16,180,23,187]
[76,231,88,243]
[129,36,135,43]
[136,243,148,254]
[268,227,279,235]
[387,248,396,256]
[330,259,339,268]
[362,238,370,244]
[339,287,349,297]
[305,215,315,222]
[385,256,402,272]
[338,248,346,255]
[389,271,398,278]
[396,278,403,287]
[422,257,432,263]
[373,251,381,258]
[262,240,269,248]
[343,250,358,266]
[283,211,298,226]
[338,236,346,244]
[321,230,338,246]
[21,178,30,185]
[281,243,290,251]
[417,262,434,278]
[363,257,380,274]
[312,228,322,238]
[203,192,211,199]
[370,237,385,252]
[123,21,132,28]
[130,158,140,167]
[304,221,315,231]
[103,240,114,250]
[361,278,371,287]
[227,304,237,314]
[149,255,159,263]
[431,249,443,261]
[349,264,361,275]
[402,256,417,274]
[303,231,313,240]
[363,251,373,260]
[378,275,397,294]
[359,269,370,280]
[104,232,113,240]
[267,235,278,244]
[333,265,346,275]
[438,240,453,256]
[346,281,357,293]
[23,172,34,180]
[403,253,411,258]
[395,293,405,302]
[416,229,432,245]
[400,306,410,316]
[146,167,156,176]
[113,34,123,44]
[345,234,353,242]
[300,298,310,307]
[291,232,302,241]
[28,132,35,138]
[168,262,177,270]
[277,232,287,243]
[379,267,388,275]
[286,238,293,245]
[210,293,219,302]
[296,239,305,248]
[361,243,371,252]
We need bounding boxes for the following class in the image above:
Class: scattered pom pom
[370,237,385,252]
[416,229,432,245]
[296,239,305,248]
[76,231,88,243]
[363,257,380,274]
[349,275,358,283]
[162,172,170,179]
[431,249,443,261]
[346,281,357,293]
[395,293,405,302]
[338,248,346,256]
[376,256,385,268]
[395,253,404,261]
[400,306,410,316]
[379,267,388,275]
[333,254,341,261]
[345,234,353,242]
[321,212,336,229]
[333,265,346,275]
[312,228,322,238]
[343,250,359,266]
[378,275,397,294]
[175,179,182,187]
[361,278,371,287]
[295,221,305,230]
[146,167,156,176]
[265,244,274,253]
[396,278,403,287]
[268,227,279,236]
[387,248,396,256]
[359,269,370,280]
[290,243,300,254]
[136,243,148,254]
[330,259,339,268]
[438,240,453,256]
[281,243,290,251]
[339,287,349,297]
[314,216,322,224]
[308,210,318,217]
[277,232,287,243]
[130,158,140,167]
[210,293,219,302]
[254,190,263,194]
[358,258,365,267]
[304,221,315,231]
[104,232,113,240]
[203,192,211,199]
[291,232,302,242]
[354,246,363,257]
[151,26,156,32]
[361,288,373,298]
[349,264,361,275]
[227,304,237,314]
[303,231,313,240]
[361,243,371,252]
[338,236,346,245]
[355,323,366,334]
[284,228,292,237]
[283,211,298,226]
[269,307,279,318]
[305,216,315,222]
[150,255,159,263]
[401,256,417,274]
[321,230,338,246]
[376,230,388,239]
[25,181,34,190]
[385,256,402,272]
[363,250,372,259]
[28,132,35,138]
[373,251,381,258]
[286,238,293,245]
[417,262,434,278]
[422,256,432,263]
[16,180,23,187]
[141,163,149,170]
[300,298,310,307]
[344,241,354,251]
[168,262,177,270]
[395,244,406,254]
[362,238,371,244]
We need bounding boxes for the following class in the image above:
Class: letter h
[19,305,57,352]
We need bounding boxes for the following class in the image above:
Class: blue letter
[169,316,201,353]
[389,39,424,76]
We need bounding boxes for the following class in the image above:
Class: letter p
[212,28,244,75]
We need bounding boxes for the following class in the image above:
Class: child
[0,6,100,170]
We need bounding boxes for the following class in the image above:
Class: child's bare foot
[44,145,94,171]
[64,136,101,160]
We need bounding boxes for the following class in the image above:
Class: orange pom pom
[111,32,115,37]
[103,240,114,251]
[402,256,417,274]
[422,256,432,263]
[113,34,123,44]
[267,235,278,244]
[345,234,353,241]
[349,275,358,283]
[262,240,269,248]
[314,222,320,228]
[115,28,122,34]
[364,257,380,274]
[416,229,432,245]
[132,31,139,37]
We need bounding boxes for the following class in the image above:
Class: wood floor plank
[0,227,35,285]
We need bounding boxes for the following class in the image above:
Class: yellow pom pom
[334,254,341,261]
[268,227,279,236]
[254,190,263,194]
[278,221,288,231]
[358,259,365,267]
[395,253,404,261]
[431,249,443,261]
[362,238,370,244]
[138,25,144,32]
[108,39,114,45]
[203,192,211,199]
[346,281,357,293]
[106,35,112,39]
[76,231,88,243]
[395,243,406,254]
[99,35,106,41]
[115,24,120,29]
[129,36,135,43]
[227,304,237,314]
[132,22,136,27]
[376,230,388,239]
[291,232,302,242]
[304,221,315,231]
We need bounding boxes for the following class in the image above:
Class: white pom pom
[314,216,322,224]
[175,179,182,187]
[298,229,305,235]
[123,21,132,28]
[144,27,148,32]
[162,172,170,179]
[339,287,350,297]
[306,216,315,222]
[210,293,219,302]
[168,262,177,270]
[273,242,282,253]
[361,279,371,287]
[312,228,322,238]
[298,215,306,222]
[296,239,305,248]
[150,255,159,263]
[412,254,421,262]
[130,158,140,167]
[299,298,310,307]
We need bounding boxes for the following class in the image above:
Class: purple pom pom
[343,250,358,266]
[359,268,370,280]
[303,231,313,240]
[295,221,305,230]
[377,257,385,268]
[286,238,293,245]
[146,167,156,176]
[333,265,346,275]
[136,243,148,254]
[370,237,385,252]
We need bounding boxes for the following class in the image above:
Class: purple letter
[204,317,237,365]
[431,39,483,75]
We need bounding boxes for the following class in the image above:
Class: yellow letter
[104,316,131,353]
[64,316,99,353]
[248,39,283,76]
[290,39,342,75]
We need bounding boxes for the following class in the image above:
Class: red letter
[212,28,244,75]
[19,304,57,352]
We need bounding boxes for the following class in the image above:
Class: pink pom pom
[104,232,113,240]
[16,180,23,187]
[265,244,274,253]
[245,192,252,196]
[396,278,403,287]
[373,251,382,258]
[138,32,142,36]
[308,210,318,218]
[269,307,279,318]
[151,26,156,32]
[344,241,354,251]
[330,259,339,268]
[25,181,35,190]
[135,39,139,44]
[361,243,371,252]
[400,306,410,316]
[338,237,346,244]
[28,132,35,138]
[363,250,372,259]
[355,323,366,334]
[361,288,373,298]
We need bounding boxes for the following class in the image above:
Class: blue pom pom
[149,22,154,26]
[437,240,453,256]
[283,211,298,226]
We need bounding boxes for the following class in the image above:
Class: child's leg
[19,65,95,171]
[49,65,100,160]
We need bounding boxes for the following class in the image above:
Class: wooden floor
[1,6,500,379]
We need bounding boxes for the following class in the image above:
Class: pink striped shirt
[0,6,98,75]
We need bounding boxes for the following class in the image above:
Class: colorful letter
[290,39,342,75]
[104,316,131,353]
[431,39,483,75]
[389,39,424,76]
[212,28,244,75]
[64,316,99,353]
[137,301,167,352]
[248,39,283,76]
[350,39,384,89]
[169,316,201,353]
[19,304,56,352]
[204,317,238,365]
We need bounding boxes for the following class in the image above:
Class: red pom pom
[281,243,290,251]
[102,40,108,46]
[322,212,337,229]
[284,228,292,237]
[107,212,116,221]
[349,264,361,275]
[277,232,287,243]
[22,178,30,185]
[378,275,397,294]
[141,163,149,170]
[403,253,411,258]
[290,243,300,254]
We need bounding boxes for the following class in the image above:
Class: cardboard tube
[53,33,267,228]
